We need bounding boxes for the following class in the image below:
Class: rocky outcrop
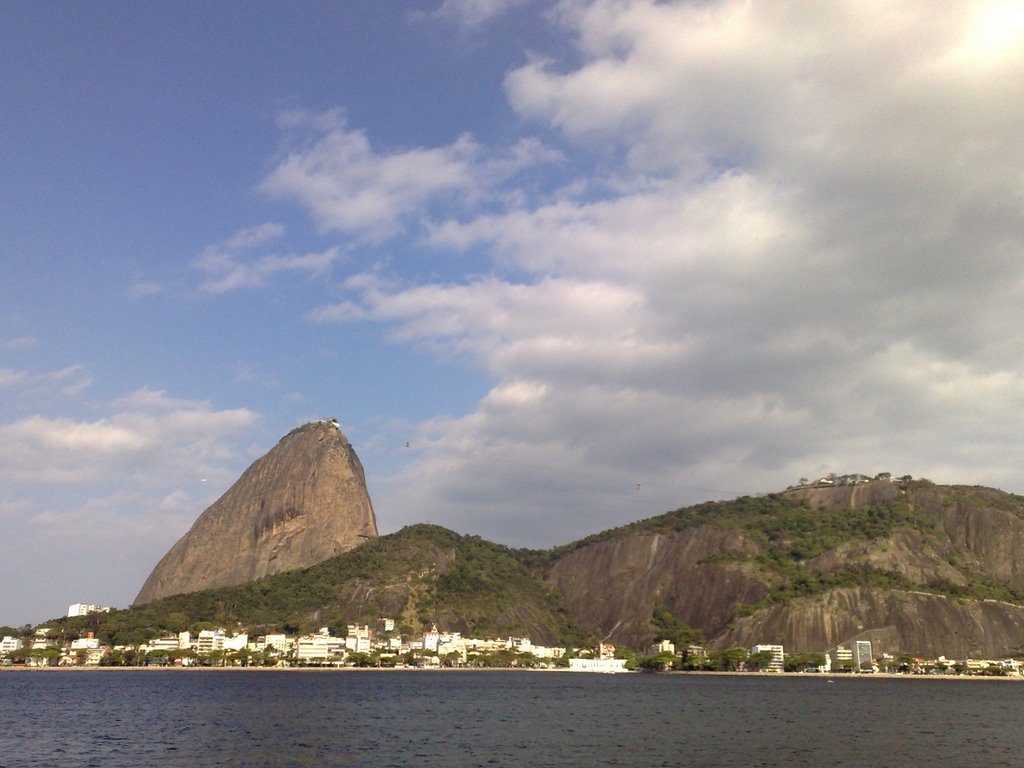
[548,527,766,647]
[784,481,901,511]
[546,482,1024,655]
[711,587,1024,658]
[134,420,377,604]
[806,530,966,586]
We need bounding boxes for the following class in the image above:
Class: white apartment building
[70,635,101,651]
[143,636,183,653]
[509,636,531,654]
[751,644,785,672]
[67,603,111,617]
[467,638,510,653]
[0,636,22,655]
[422,626,440,652]
[345,635,371,654]
[295,634,330,661]
[196,630,226,654]
[223,634,248,652]
[648,639,675,656]
[296,628,345,662]
[829,645,854,670]
[251,634,290,654]
[437,637,467,663]
[347,624,372,639]
[530,645,566,660]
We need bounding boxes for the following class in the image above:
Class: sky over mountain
[3,0,1024,625]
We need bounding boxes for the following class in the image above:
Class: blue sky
[4,0,1024,626]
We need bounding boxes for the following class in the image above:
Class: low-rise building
[252,634,290,654]
[296,628,345,663]
[648,639,675,656]
[223,633,248,652]
[70,634,100,651]
[141,636,183,653]
[531,645,565,660]
[67,603,111,617]
[569,657,628,673]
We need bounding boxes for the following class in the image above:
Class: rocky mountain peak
[134,419,377,605]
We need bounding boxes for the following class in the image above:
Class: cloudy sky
[4,0,1024,625]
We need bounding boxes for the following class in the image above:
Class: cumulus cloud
[0,368,29,388]
[127,280,164,300]
[192,222,341,294]
[1,336,37,350]
[296,0,1024,545]
[0,363,93,400]
[425,0,532,28]
[0,388,257,485]
[262,110,561,241]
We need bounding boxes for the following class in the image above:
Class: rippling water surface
[2,670,1023,767]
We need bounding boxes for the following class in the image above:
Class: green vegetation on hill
[530,488,1024,617]
[54,525,582,648]
[525,492,932,569]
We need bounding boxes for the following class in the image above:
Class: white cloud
[0,390,258,485]
[337,0,1024,544]
[195,247,340,294]
[427,0,530,28]
[261,111,561,241]
[224,222,285,250]
[127,280,164,300]
[1,336,37,350]
[0,368,29,388]
[192,222,340,294]
[0,363,93,400]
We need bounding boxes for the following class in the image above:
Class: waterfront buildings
[750,644,785,672]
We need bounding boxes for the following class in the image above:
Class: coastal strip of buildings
[3,610,1022,676]
[1,616,578,670]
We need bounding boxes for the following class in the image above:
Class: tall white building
[853,640,873,670]
[423,626,440,652]
[751,644,785,672]
[196,630,226,654]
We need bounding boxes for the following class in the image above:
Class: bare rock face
[711,587,1024,658]
[134,420,377,604]
[548,527,767,647]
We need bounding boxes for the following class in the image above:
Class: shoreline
[3,666,1022,680]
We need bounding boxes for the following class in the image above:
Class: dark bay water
[2,670,1023,767]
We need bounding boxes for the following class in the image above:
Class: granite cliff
[134,420,377,605]
[544,480,1024,657]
